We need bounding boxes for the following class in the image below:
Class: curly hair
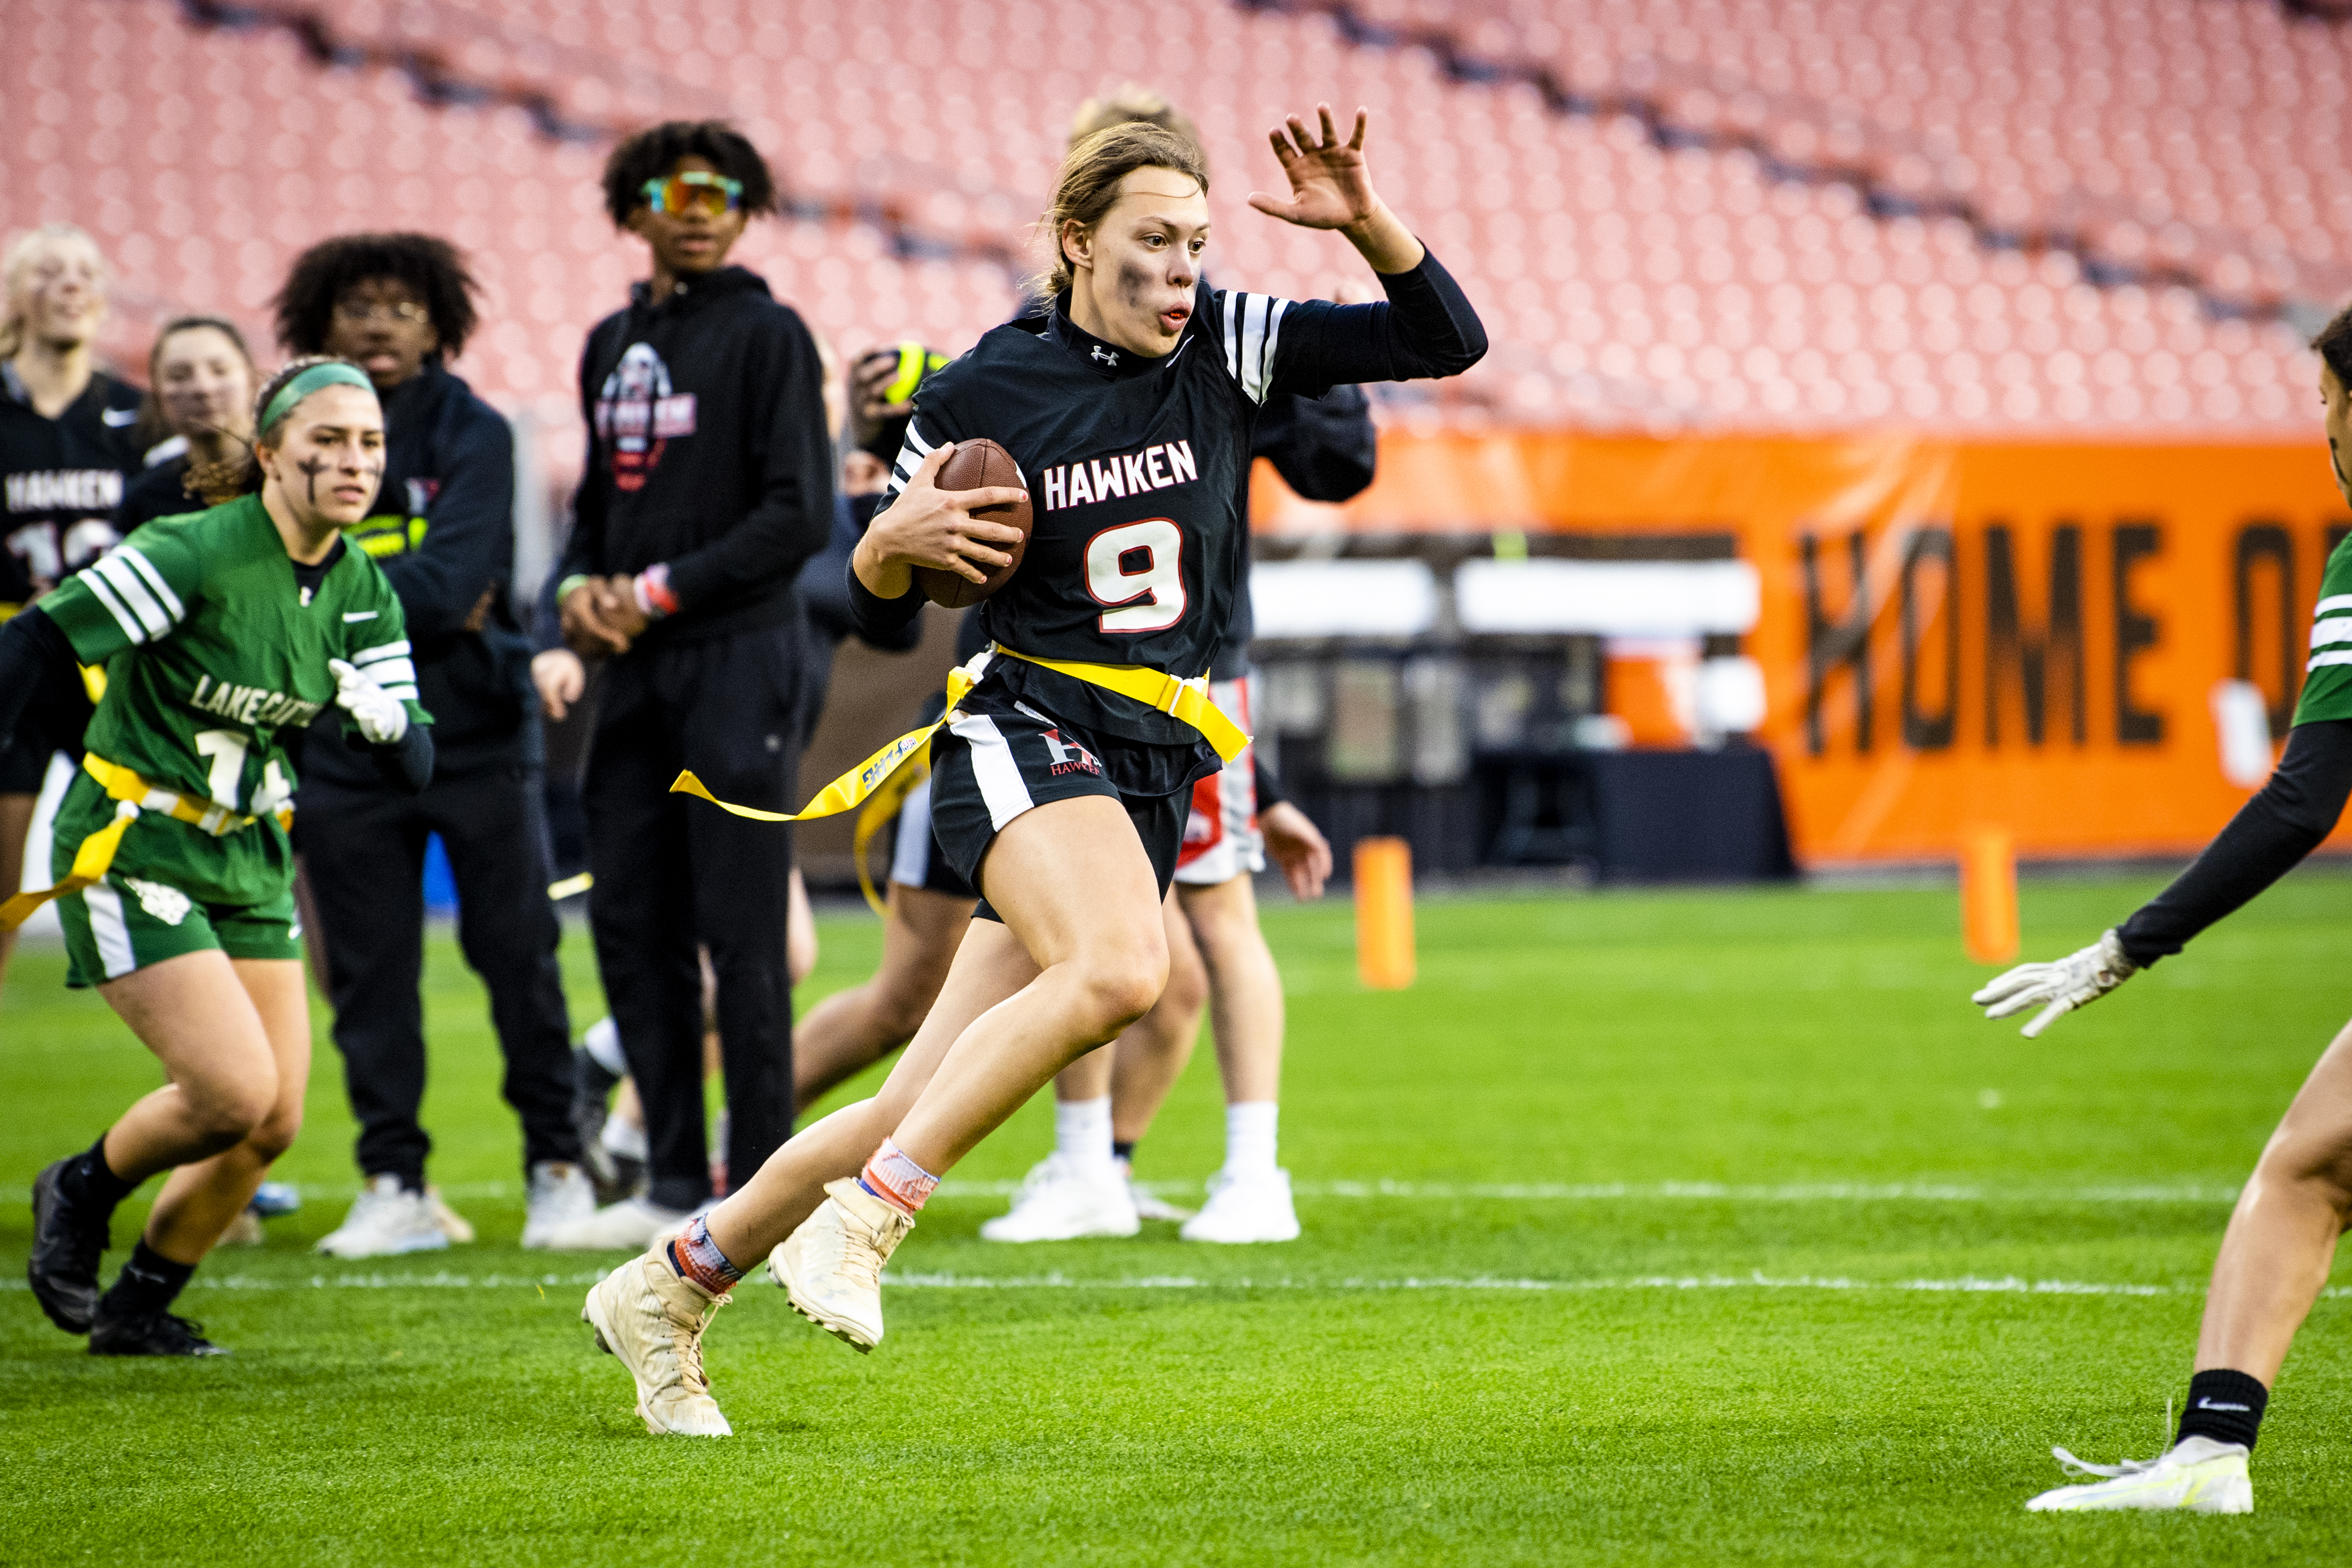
[602,120,779,227]
[2314,302,2352,394]
[273,233,480,358]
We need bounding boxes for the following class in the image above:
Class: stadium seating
[2,0,2338,440]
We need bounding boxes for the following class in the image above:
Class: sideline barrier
[1255,430,2352,863]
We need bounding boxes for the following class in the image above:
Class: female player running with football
[1977,300,2352,1513]
[580,104,1484,1434]
[5,357,432,1355]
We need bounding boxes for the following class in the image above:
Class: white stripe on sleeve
[92,553,171,638]
[2312,616,2352,650]
[79,569,146,645]
[116,545,185,622]
[1238,295,1271,403]
[1257,298,1288,402]
[358,658,416,688]
[904,418,936,457]
[2317,594,2352,617]
[1222,292,1242,382]
[2309,650,2352,671]
[353,639,412,665]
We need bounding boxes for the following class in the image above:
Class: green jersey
[2297,532,2352,727]
[40,493,429,906]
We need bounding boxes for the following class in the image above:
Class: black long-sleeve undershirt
[0,605,432,798]
[2114,718,2352,967]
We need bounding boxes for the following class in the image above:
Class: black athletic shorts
[924,691,1188,923]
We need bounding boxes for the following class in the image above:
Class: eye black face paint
[296,454,329,506]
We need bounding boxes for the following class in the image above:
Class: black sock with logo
[98,1241,196,1321]
[2176,1368,2269,1451]
[60,1134,138,1219]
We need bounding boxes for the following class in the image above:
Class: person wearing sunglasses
[272,233,595,1259]
[542,119,834,1250]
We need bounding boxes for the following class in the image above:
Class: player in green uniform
[0,357,434,1355]
[1973,302,2352,1513]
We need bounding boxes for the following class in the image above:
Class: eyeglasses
[333,299,431,327]
[642,170,744,218]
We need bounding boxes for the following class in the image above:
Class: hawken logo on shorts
[1041,727,1101,776]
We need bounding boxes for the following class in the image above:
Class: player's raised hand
[1249,105,1381,231]
[1972,929,2138,1037]
[857,442,1029,590]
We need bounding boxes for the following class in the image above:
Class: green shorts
[56,870,302,989]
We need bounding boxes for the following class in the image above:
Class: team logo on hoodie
[594,343,698,492]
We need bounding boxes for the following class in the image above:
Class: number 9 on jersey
[1085,519,1186,633]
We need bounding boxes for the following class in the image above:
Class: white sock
[581,1016,627,1077]
[600,1114,648,1163]
[1225,1101,1279,1175]
[1055,1095,1114,1172]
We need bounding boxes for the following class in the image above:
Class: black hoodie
[559,265,834,648]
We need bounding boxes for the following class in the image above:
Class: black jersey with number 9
[877,252,1485,760]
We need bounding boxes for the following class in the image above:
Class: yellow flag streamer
[0,753,289,930]
[670,649,1252,865]
[850,751,929,916]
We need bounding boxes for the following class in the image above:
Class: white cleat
[1129,1184,1196,1224]
[2025,1435,2253,1514]
[980,1154,1141,1241]
[581,1251,732,1436]
[536,1195,695,1252]
[1179,1166,1302,1244]
[521,1161,599,1249]
[767,1178,911,1353]
[315,1175,450,1259]
[426,1187,475,1244]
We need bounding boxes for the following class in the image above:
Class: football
[915,437,1033,608]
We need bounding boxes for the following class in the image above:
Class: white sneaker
[536,1196,695,1252]
[521,1162,599,1249]
[767,1178,912,1353]
[979,1154,1141,1241]
[1120,1159,1195,1222]
[1179,1166,1301,1244]
[426,1186,475,1243]
[315,1175,450,1259]
[2025,1434,2253,1514]
[581,1251,732,1436]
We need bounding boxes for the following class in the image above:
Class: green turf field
[4,872,2350,1565]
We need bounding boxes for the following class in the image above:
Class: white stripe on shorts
[889,775,937,889]
[82,880,139,979]
[948,712,1035,829]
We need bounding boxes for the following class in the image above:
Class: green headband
[260,362,376,432]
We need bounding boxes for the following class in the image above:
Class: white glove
[1971,929,2137,1038]
[328,657,408,745]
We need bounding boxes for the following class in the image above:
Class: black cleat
[28,1158,108,1334]
[88,1309,227,1357]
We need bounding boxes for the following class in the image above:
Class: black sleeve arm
[846,553,927,644]
[0,607,75,745]
[1261,248,1488,398]
[662,312,835,617]
[352,721,434,796]
[1253,383,1378,504]
[1254,751,1287,812]
[840,493,924,653]
[375,401,514,643]
[2114,718,2352,966]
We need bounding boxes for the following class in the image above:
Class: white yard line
[5,1269,2304,1298]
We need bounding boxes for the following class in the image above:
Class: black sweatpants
[302,761,579,1187]
[584,622,801,1214]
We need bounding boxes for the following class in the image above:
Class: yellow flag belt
[671,648,1251,911]
[0,754,290,931]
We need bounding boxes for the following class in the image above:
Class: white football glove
[1971,929,2137,1038]
[328,657,408,745]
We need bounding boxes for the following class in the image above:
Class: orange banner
[1255,431,2352,862]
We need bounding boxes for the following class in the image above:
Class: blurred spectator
[0,224,142,998]
[544,121,832,1247]
[276,233,592,1259]
[115,316,257,530]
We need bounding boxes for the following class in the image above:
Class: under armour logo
[1092,345,1118,366]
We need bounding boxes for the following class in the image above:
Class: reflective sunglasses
[641,170,744,217]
